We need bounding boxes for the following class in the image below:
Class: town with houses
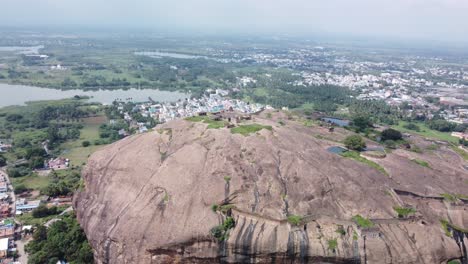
[0,148,71,263]
[114,89,267,134]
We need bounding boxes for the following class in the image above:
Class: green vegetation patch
[336,226,346,236]
[393,121,458,144]
[440,219,452,237]
[441,193,468,202]
[211,204,235,214]
[10,173,50,191]
[17,205,67,226]
[344,135,366,151]
[25,213,93,264]
[441,193,457,202]
[328,238,338,250]
[352,215,374,228]
[42,169,82,197]
[210,217,235,241]
[185,116,226,129]
[440,219,468,237]
[411,159,431,169]
[303,120,315,127]
[451,146,468,161]
[230,124,273,136]
[393,206,416,218]
[287,214,304,226]
[340,151,388,176]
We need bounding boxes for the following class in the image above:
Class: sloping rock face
[75,111,468,264]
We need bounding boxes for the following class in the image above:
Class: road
[16,237,30,264]
[0,167,27,263]
[0,167,16,212]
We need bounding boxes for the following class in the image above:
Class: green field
[10,173,50,190]
[231,124,273,136]
[341,151,388,176]
[392,121,458,144]
[60,115,107,166]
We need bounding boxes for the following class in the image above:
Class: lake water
[322,117,350,127]
[0,45,44,54]
[327,146,348,154]
[134,51,205,59]
[0,83,189,108]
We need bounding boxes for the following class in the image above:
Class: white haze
[1,0,468,43]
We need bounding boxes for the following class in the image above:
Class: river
[0,83,189,108]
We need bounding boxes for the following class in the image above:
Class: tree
[403,123,420,131]
[7,166,31,178]
[344,135,366,151]
[381,128,403,141]
[47,124,60,144]
[14,184,28,194]
[427,119,456,132]
[29,156,45,169]
[81,141,90,147]
[25,146,47,160]
[32,205,58,218]
[352,116,372,132]
[26,214,93,264]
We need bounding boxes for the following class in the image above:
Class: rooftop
[0,238,8,250]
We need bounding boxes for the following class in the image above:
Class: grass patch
[328,239,338,250]
[303,120,314,127]
[393,121,458,144]
[441,193,457,202]
[440,219,468,237]
[393,206,416,218]
[440,219,452,237]
[352,215,374,228]
[10,173,50,190]
[185,116,226,129]
[441,193,468,202]
[61,145,103,166]
[287,215,304,226]
[341,151,388,176]
[426,144,439,151]
[16,206,68,225]
[231,124,272,136]
[411,159,431,168]
[60,117,107,166]
[451,146,468,161]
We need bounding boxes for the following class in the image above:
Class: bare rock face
[74,111,468,264]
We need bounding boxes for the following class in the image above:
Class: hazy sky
[2,0,468,42]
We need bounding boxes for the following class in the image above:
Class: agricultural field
[61,115,108,166]
[393,121,459,144]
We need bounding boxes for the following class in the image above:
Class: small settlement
[0,170,17,263]
[112,89,267,134]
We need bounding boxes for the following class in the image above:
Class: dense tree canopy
[26,214,93,264]
[344,135,366,151]
[381,128,403,141]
